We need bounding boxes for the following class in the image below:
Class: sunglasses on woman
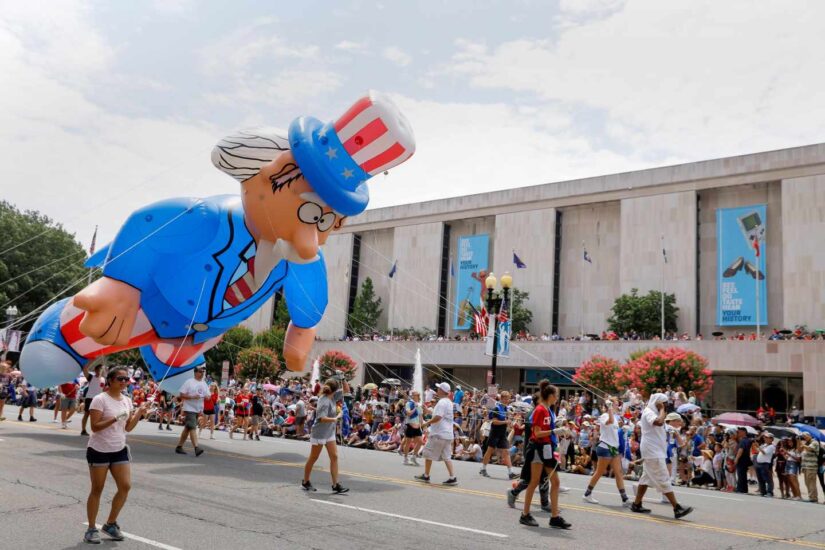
[114,376,130,382]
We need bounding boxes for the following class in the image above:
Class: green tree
[204,326,253,379]
[253,326,285,360]
[271,290,291,329]
[106,348,143,368]
[348,277,383,336]
[607,288,678,337]
[510,288,533,335]
[0,201,89,330]
[236,346,283,381]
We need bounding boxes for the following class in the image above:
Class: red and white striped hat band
[333,92,415,176]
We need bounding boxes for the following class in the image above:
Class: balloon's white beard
[273,238,318,265]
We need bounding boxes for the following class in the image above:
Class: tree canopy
[0,201,89,330]
[347,277,383,336]
[607,288,678,337]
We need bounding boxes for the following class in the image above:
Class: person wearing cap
[630,393,693,519]
[754,432,776,496]
[175,366,209,457]
[582,398,630,506]
[415,382,457,485]
[800,432,821,503]
[19,92,415,398]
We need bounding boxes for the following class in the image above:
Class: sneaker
[84,528,101,544]
[61,423,69,429]
[540,504,552,513]
[442,477,458,486]
[166,426,172,431]
[674,505,694,519]
[175,446,187,455]
[52,419,59,423]
[255,435,260,441]
[0,416,5,421]
[559,486,571,494]
[414,474,431,483]
[507,489,517,508]
[29,417,37,422]
[583,494,599,504]
[622,499,632,508]
[410,457,419,466]
[519,513,539,527]
[80,430,89,436]
[332,483,349,494]
[549,516,572,530]
[209,435,215,440]
[508,472,519,480]
[631,503,651,514]
[301,480,316,492]
[479,469,490,477]
[158,424,163,430]
[403,457,409,465]
[194,447,204,457]
[17,416,23,421]
[660,496,669,504]
[101,522,124,541]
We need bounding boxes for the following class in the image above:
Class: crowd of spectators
[3,358,821,504]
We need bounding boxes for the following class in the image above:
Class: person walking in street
[755,432,776,497]
[84,367,150,544]
[508,391,551,513]
[630,393,694,519]
[81,364,105,436]
[198,383,218,440]
[800,432,820,503]
[17,378,37,422]
[250,388,265,441]
[59,379,80,429]
[480,391,518,480]
[175,366,209,457]
[402,390,422,466]
[583,398,630,506]
[518,381,571,530]
[302,376,350,493]
[0,360,11,421]
[415,382,458,486]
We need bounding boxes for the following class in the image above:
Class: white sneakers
[583,494,599,504]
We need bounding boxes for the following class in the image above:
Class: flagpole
[580,241,585,338]
[661,234,665,340]
[446,255,452,339]
[755,241,760,340]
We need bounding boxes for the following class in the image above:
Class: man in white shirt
[631,393,693,519]
[755,432,776,497]
[415,382,457,485]
[175,367,209,457]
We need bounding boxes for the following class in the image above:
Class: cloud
[335,40,367,53]
[447,0,825,160]
[383,46,412,67]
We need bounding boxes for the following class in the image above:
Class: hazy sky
[2,0,824,247]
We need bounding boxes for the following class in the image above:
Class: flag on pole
[583,249,592,264]
[388,260,397,278]
[752,238,760,257]
[450,259,455,277]
[513,251,527,269]
[662,246,667,263]
[89,225,98,255]
[469,301,489,336]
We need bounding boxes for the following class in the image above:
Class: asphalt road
[2,409,824,550]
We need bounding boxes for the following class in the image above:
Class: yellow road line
[10,422,825,549]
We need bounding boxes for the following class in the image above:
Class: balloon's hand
[73,277,141,346]
[283,323,316,372]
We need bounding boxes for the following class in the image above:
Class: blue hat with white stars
[288,90,415,217]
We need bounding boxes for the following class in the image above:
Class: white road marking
[82,523,181,550]
[313,499,508,538]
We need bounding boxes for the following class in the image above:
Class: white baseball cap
[435,382,451,393]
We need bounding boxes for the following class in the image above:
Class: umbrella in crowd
[380,378,402,386]
[508,401,533,414]
[720,423,758,435]
[677,403,701,414]
[793,423,825,442]
[262,383,277,391]
[764,426,800,439]
[712,412,759,427]
[362,383,378,391]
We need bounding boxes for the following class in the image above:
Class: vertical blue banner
[454,234,489,330]
[717,205,767,326]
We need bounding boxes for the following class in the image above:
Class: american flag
[497,306,509,324]
[753,237,760,257]
[470,302,489,337]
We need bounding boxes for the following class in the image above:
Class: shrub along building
[243,143,825,421]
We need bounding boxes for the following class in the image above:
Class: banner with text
[454,234,489,330]
[716,205,767,326]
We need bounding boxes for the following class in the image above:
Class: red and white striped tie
[224,257,256,307]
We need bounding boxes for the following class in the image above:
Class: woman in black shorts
[84,367,149,544]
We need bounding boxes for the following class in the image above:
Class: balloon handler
[21,92,415,393]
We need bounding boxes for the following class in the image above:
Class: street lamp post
[2,305,20,361]
[484,272,513,387]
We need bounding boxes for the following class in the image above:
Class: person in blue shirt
[453,386,464,406]
[480,391,518,479]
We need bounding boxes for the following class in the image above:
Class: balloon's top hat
[289,90,415,216]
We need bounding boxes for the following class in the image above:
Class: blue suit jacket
[87,195,327,343]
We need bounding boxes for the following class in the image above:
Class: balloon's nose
[293,224,319,260]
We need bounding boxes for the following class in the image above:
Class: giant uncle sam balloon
[21,92,415,393]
